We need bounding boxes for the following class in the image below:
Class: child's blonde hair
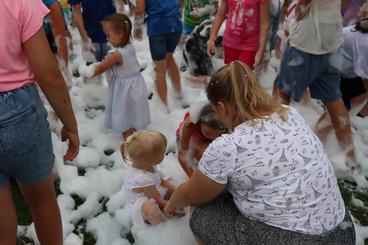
[206,61,288,125]
[102,13,132,47]
[120,130,167,169]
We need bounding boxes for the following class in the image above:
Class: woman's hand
[254,50,265,67]
[164,201,179,216]
[207,39,216,57]
[61,126,80,161]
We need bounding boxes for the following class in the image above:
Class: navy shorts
[148,32,181,61]
[0,84,54,187]
[274,44,342,102]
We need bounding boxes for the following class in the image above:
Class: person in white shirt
[164,61,355,245]
[273,0,360,171]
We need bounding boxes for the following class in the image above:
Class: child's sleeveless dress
[105,44,150,133]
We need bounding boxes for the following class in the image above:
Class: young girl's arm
[135,0,145,15]
[178,116,195,176]
[255,2,270,67]
[180,116,195,151]
[207,0,227,56]
[134,185,167,209]
[161,179,176,196]
[92,51,122,76]
[192,140,210,160]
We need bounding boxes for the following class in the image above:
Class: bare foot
[122,128,137,139]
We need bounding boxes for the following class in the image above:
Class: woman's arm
[178,150,194,177]
[255,2,270,66]
[207,0,227,56]
[93,51,122,76]
[48,2,68,65]
[23,27,79,161]
[164,170,225,214]
[135,0,146,15]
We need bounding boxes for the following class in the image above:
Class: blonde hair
[206,61,288,125]
[120,130,167,169]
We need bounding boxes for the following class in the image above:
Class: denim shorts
[0,84,54,187]
[274,44,342,102]
[148,32,181,61]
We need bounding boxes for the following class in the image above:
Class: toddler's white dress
[123,167,163,226]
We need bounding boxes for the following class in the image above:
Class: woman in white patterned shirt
[164,61,355,245]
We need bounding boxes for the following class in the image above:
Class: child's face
[102,22,124,47]
[200,124,225,140]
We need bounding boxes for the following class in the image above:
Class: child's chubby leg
[141,198,167,224]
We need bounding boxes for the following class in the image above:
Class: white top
[289,0,343,55]
[123,167,163,225]
[340,26,368,79]
[198,107,345,235]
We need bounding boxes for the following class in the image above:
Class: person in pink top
[207,0,270,69]
[0,0,79,244]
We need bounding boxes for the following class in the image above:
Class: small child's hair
[102,13,132,47]
[206,61,288,125]
[354,17,368,33]
[197,104,226,131]
[120,130,167,168]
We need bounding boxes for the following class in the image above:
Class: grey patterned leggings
[190,193,355,245]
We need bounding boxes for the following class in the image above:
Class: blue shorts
[274,44,342,102]
[0,84,54,187]
[148,32,181,61]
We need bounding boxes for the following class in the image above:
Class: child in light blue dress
[87,13,150,139]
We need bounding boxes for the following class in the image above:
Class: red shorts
[223,46,257,69]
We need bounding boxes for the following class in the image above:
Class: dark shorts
[190,192,356,245]
[274,44,342,102]
[148,32,181,61]
[340,76,367,110]
[0,84,55,187]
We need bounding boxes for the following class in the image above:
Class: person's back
[289,0,342,54]
[200,107,345,234]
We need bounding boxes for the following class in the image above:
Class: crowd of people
[0,0,367,244]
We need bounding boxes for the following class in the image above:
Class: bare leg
[141,199,167,225]
[122,128,137,139]
[323,99,357,164]
[18,175,63,245]
[316,112,334,141]
[272,85,291,105]
[351,92,368,117]
[154,59,168,107]
[0,184,17,245]
[166,52,182,96]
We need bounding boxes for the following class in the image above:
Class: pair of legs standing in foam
[0,85,62,245]
[149,33,183,112]
[273,45,358,168]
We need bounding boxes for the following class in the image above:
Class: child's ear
[216,101,228,116]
